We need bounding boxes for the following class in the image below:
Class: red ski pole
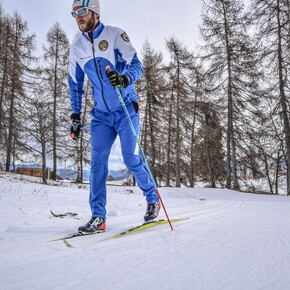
[156,189,173,230]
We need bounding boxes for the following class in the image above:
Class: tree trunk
[41,135,47,184]
[205,113,215,188]
[276,0,290,195]
[231,136,240,189]
[190,77,199,187]
[148,89,156,180]
[76,81,89,183]
[222,1,235,189]
[5,87,15,172]
[52,35,59,180]
[5,25,18,172]
[141,82,149,156]
[263,152,274,194]
[175,62,181,188]
[275,150,281,195]
[166,88,174,187]
[0,24,10,137]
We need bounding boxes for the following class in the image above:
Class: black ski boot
[144,201,160,222]
[78,217,106,234]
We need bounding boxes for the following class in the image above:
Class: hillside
[0,172,290,290]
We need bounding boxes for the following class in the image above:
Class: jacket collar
[83,22,105,41]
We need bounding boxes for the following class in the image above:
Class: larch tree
[3,12,35,172]
[250,0,290,195]
[138,40,166,185]
[43,22,70,180]
[165,37,194,187]
[200,0,260,189]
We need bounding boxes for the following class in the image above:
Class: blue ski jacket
[68,22,143,114]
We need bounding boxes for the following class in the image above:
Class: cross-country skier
[69,0,160,234]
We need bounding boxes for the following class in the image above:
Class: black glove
[106,71,130,88]
[70,113,81,142]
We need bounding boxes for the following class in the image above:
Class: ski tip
[62,238,74,248]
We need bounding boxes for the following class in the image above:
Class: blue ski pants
[89,102,159,218]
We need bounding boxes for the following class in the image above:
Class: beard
[78,14,97,32]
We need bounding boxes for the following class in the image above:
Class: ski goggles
[71,7,90,18]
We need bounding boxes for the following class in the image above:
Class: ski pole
[81,125,90,131]
[106,66,173,231]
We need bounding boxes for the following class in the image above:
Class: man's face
[74,6,99,33]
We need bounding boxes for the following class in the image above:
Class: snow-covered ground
[0,172,290,290]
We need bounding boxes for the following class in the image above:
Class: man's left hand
[70,113,81,142]
[106,71,130,88]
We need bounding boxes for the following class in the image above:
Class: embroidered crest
[98,40,108,51]
[121,32,130,42]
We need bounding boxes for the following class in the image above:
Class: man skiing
[68,0,160,234]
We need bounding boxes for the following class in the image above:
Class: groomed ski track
[0,173,290,289]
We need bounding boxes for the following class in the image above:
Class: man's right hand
[70,113,81,142]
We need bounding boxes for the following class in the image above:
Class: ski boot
[78,217,106,234]
[144,201,160,223]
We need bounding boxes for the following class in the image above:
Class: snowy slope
[0,172,290,290]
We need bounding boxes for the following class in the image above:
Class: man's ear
[94,13,99,21]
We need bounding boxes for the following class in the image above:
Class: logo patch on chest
[121,32,130,42]
[99,40,108,51]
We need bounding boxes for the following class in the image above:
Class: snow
[1,172,290,290]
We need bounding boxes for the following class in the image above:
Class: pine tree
[200,0,260,189]
[3,12,35,172]
[74,80,93,183]
[23,68,51,184]
[43,22,70,180]
[165,37,193,187]
[186,60,207,187]
[250,0,290,195]
[138,40,166,185]
[194,103,225,187]
[0,8,11,166]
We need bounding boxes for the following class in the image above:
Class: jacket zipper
[90,37,110,112]
[97,60,103,79]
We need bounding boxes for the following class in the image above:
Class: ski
[54,230,105,241]
[52,230,105,248]
[53,218,188,248]
[110,218,188,240]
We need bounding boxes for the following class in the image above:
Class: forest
[0,0,289,195]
